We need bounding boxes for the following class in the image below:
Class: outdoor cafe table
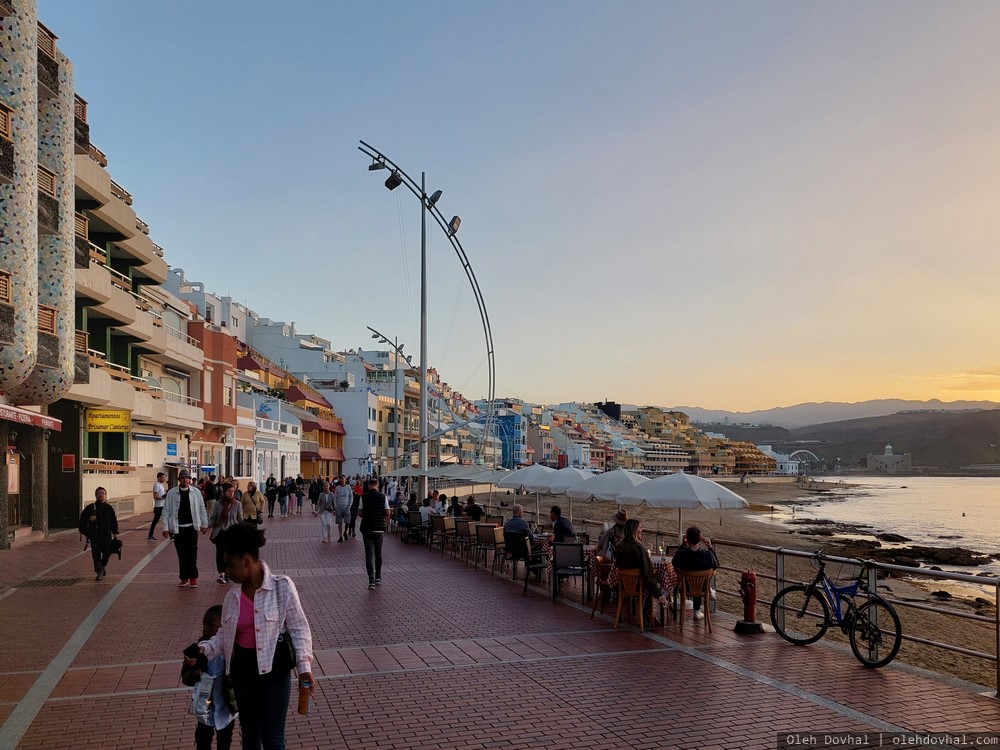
[586,551,677,599]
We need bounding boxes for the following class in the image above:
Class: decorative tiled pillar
[8,40,74,406]
[0,0,39,389]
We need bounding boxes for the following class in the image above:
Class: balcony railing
[37,23,56,59]
[87,143,107,168]
[164,325,202,349]
[0,102,11,142]
[151,242,164,258]
[87,241,107,265]
[0,270,10,304]
[109,179,132,206]
[149,386,200,407]
[82,458,135,475]
[74,95,87,122]
[87,348,130,381]
[38,305,56,335]
[135,217,150,235]
[37,165,56,198]
[75,329,88,354]
[75,212,88,239]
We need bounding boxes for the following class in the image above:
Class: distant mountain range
[659,399,1000,428]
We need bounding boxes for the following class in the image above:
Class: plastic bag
[189,672,215,725]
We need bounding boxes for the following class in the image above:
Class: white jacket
[161,484,208,534]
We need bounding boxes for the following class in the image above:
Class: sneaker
[95,573,102,581]
[693,610,705,620]
[189,579,199,588]
[338,536,343,543]
[374,577,381,586]
[146,536,155,541]
[217,575,227,584]
[368,582,376,590]
[178,579,190,587]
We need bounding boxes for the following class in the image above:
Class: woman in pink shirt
[199,524,313,750]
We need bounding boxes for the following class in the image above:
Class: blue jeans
[230,646,291,750]
[363,531,384,582]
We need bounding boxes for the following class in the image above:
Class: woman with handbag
[241,482,266,526]
[208,484,243,584]
[199,523,314,750]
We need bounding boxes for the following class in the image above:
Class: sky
[38,1,1000,411]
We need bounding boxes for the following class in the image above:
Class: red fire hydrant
[735,570,764,635]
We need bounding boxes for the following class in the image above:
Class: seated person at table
[448,497,463,517]
[614,519,668,615]
[434,493,448,515]
[406,492,418,512]
[550,505,575,542]
[503,504,532,535]
[464,496,485,522]
[596,509,628,560]
[672,526,719,620]
[418,497,437,527]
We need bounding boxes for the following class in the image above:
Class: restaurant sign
[0,404,62,431]
[85,408,131,432]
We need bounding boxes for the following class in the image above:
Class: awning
[0,404,62,431]
[237,354,267,371]
[302,447,345,462]
[132,432,162,442]
[301,417,346,435]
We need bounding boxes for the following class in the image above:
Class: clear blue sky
[40,1,1000,410]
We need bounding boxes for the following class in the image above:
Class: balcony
[74,330,89,384]
[73,95,89,154]
[0,102,11,185]
[38,165,59,235]
[68,355,136,407]
[76,260,138,325]
[74,153,111,208]
[117,233,168,284]
[36,24,59,97]
[86,178,137,239]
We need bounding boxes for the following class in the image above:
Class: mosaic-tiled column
[0,0,39,390]
[8,41,74,406]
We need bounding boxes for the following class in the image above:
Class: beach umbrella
[497,465,556,522]
[616,471,749,539]
[521,467,594,522]
[567,469,648,501]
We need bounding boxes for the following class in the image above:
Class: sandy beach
[464,478,998,691]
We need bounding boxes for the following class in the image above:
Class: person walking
[332,475,353,543]
[198,523,314,750]
[148,472,167,541]
[264,479,278,519]
[162,469,209,587]
[79,487,119,581]
[359,478,390,590]
[181,605,237,750]
[209,483,243,584]
[241,481,265,525]
[316,481,335,542]
[348,478,363,538]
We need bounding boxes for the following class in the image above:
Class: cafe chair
[519,534,548,596]
[551,543,589,605]
[489,526,507,576]
[439,515,457,556]
[427,515,447,550]
[406,511,425,545]
[502,531,531,581]
[677,569,716,633]
[474,523,499,570]
[612,568,644,632]
[454,519,474,560]
[574,532,590,546]
[589,557,615,619]
[485,515,503,526]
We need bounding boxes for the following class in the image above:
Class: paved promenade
[1,512,999,750]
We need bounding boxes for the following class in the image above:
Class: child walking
[182,605,237,750]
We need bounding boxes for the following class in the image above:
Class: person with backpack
[79,487,119,581]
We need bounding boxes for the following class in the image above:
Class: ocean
[758,475,1000,576]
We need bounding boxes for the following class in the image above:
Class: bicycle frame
[807,563,867,628]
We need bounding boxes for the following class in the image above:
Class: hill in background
[664,399,1000,427]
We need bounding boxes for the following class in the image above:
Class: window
[232,316,238,328]
[234,448,244,477]
[205,304,214,324]
[223,385,232,407]
[0,102,11,142]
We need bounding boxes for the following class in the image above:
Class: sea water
[759,475,1000,576]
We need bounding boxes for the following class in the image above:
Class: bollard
[734,569,765,635]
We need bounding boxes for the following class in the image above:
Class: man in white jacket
[162,469,209,587]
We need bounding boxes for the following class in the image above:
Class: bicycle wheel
[848,597,902,668]
[770,585,830,645]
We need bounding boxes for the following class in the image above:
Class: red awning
[302,447,346,462]
[0,404,61,431]
[237,355,266,371]
[301,417,346,435]
[284,385,331,409]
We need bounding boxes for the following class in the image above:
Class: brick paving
[1,513,999,749]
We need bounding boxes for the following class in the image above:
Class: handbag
[255,511,263,526]
[272,576,296,672]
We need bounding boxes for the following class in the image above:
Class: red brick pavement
[1,512,999,749]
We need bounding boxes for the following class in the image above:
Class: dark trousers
[196,720,235,750]
[89,541,112,574]
[174,526,199,581]
[349,503,359,535]
[231,646,291,750]
[213,530,227,575]
[147,506,163,539]
[363,531,384,582]
[267,498,276,517]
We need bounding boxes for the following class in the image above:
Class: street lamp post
[367,326,412,474]
[359,140,497,499]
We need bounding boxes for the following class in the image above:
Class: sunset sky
[39,1,1000,411]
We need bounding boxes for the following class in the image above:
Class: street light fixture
[358,140,497,496]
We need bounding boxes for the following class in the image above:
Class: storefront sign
[85,408,131,432]
[62,454,76,473]
[0,404,61,430]
[166,442,177,456]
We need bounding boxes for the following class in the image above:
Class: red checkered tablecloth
[587,551,676,598]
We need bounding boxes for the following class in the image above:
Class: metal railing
[164,325,202,349]
[82,458,134,474]
[149,386,200,408]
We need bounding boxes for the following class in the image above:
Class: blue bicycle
[770,551,902,668]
